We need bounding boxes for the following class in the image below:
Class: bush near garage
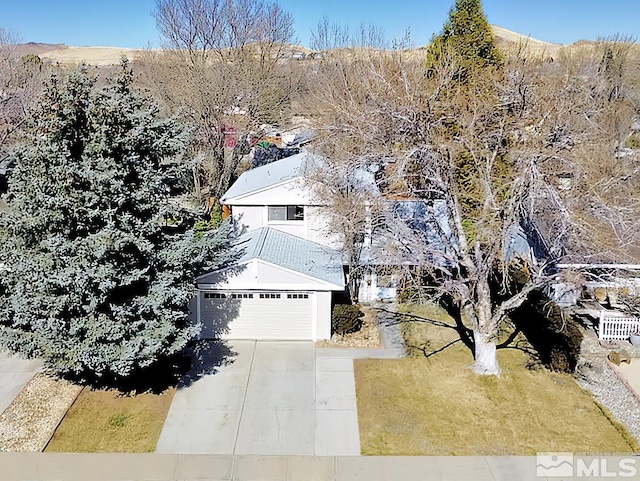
[332,304,365,335]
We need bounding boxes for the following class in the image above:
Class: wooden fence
[598,312,640,341]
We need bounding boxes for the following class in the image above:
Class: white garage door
[199,291,313,340]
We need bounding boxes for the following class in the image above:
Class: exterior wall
[232,206,264,232]
[315,291,332,340]
[359,271,398,303]
[228,179,311,206]
[306,206,342,248]
[232,205,307,238]
[231,204,341,248]
[226,178,344,247]
[266,219,306,238]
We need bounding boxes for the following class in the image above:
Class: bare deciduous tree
[0,29,45,164]
[139,0,299,200]
[307,32,640,375]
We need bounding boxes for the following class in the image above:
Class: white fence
[598,312,640,341]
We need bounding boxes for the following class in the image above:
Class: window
[287,293,309,299]
[230,293,254,299]
[268,205,304,221]
[204,292,226,299]
[376,275,395,288]
[259,293,282,299]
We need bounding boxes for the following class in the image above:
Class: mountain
[491,25,564,57]
[13,43,143,65]
[10,26,611,66]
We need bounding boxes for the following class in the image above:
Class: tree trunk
[472,329,501,376]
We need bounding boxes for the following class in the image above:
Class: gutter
[556,264,640,270]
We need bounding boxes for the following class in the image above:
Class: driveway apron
[156,341,360,456]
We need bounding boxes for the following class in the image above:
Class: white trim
[196,290,201,326]
[557,264,640,270]
[222,177,302,204]
[311,292,318,342]
[197,258,344,291]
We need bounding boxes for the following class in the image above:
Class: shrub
[331,304,364,335]
[194,204,223,239]
[625,133,640,150]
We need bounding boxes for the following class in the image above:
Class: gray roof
[221,152,316,202]
[235,227,345,287]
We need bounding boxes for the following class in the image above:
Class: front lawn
[45,388,175,452]
[354,303,638,455]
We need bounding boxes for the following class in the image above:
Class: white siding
[225,178,345,249]
[266,220,306,238]
[359,272,398,302]
[229,179,311,205]
[315,291,332,340]
[306,206,342,248]
[232,206,264,232]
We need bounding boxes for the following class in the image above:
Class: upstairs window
[268,205,304,221]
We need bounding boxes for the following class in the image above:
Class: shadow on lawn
[61,339,238,395]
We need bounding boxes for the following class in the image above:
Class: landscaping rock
[0,373,82,452]
[317,307,382,348]
[576,332,640,444]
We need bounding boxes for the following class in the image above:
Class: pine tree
[0,61,233,382]
[426,0,503,82]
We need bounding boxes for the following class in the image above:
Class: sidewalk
[0,351,42,414]
[2,453,630,480]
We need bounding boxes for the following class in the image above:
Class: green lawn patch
[354,303,638,455]
[45,388,175,452]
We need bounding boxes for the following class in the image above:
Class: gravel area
[576,331,640,445]
[0,373,82,452]
[317,306,382,348]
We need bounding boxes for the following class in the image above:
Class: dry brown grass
[354,303,638,455]
[40,47,142,66]
[45,388,175,452]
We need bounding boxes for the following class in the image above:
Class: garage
[195,227,345,341]
[199,291,314,340]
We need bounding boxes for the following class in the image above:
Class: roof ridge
[254,227,271,258]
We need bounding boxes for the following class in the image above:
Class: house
[196,152,345,341]
[196,151,436,340]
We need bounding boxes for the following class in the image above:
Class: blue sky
[1,0,639,49]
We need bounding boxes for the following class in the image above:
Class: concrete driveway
[0,351,42,414]
[155,341,360,456]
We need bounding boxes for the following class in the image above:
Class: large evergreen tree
[0,61,232,381]
[426,0,503,81]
